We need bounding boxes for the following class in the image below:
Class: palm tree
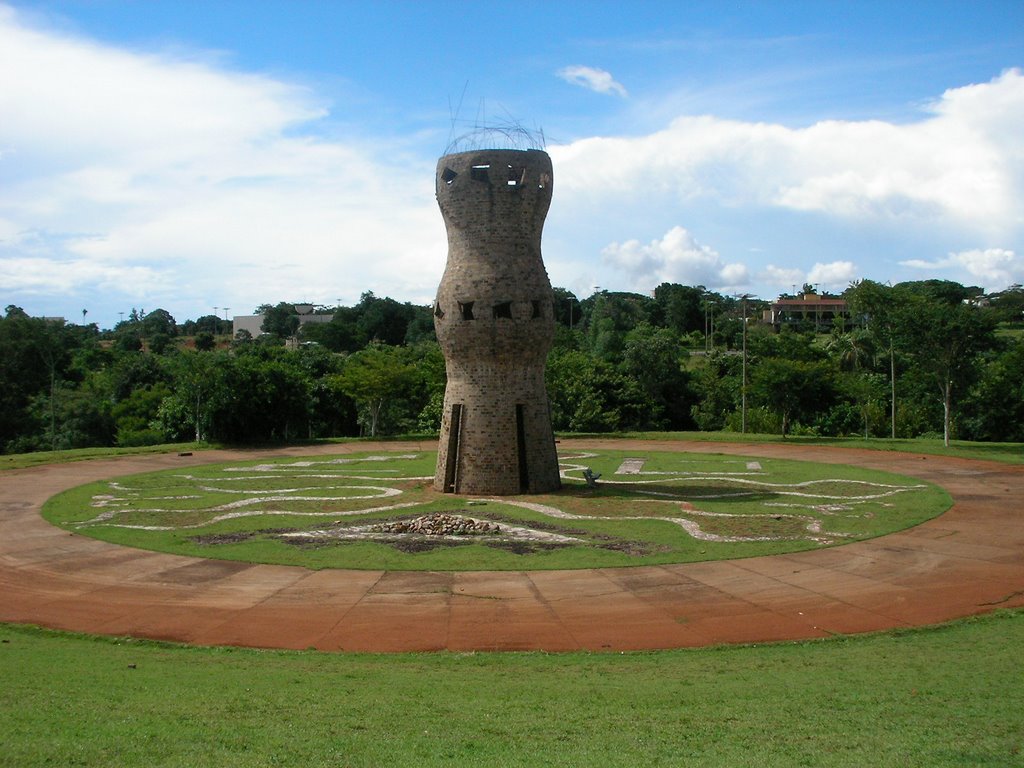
[827,329,874,373]
[827,329,877,437]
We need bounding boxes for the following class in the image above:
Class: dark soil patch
[597,540,670,556]
[190,532,254,546]
[484,540,573,555]
[388,538,468,554]
[279,534,469,554]
[189,527,298,546]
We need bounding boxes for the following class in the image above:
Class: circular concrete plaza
[1,439,1022,652]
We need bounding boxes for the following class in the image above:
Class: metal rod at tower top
[431,148,561,495]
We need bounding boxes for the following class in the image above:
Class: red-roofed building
[763,293,850,330]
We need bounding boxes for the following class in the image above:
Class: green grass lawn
[42,449,950,571]
[5,433,1021,472]
[615,431,1024,464]
[1,610,1020,767]
[0,441,212,471]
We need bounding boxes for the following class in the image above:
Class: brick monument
[432,148,561,494]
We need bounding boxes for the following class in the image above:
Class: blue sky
[1,1,1022,328]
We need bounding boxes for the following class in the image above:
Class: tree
[403,305,436,345]
[895,294,997,446]
[546,349,652,432]
[259,302,300,339]
[148,332,173,354]
[114,329,143,353]
[652,283,707,335]
[750,358,834,437]
[402,341,447,431]
[311,378,359,438]
[690,351,740,431]
[961,338,1024,442]
[619,323,694,429]
[141,308,177,338]
[552,287,582,329]
[826,329,877,437]
[749,326,823,362]
[585,291,656,361]
[333,344,415,437]
[826,329,874,373]
[899,279,982,306]
[0,310,73,450]
[193,332,216,351]
[354,292,426,347]
[988,284,1024,324]
[182,314,223,336]
[104,352,170,402]
[302,306,361,352]
[111,383,172,446]
[159,351,221,441]
[847,280,901,438]
[25,383,113,451]
[190,353,310,443]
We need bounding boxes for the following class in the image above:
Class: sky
[1,1,1022,329]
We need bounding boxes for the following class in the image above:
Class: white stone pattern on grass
[72,452,926,545]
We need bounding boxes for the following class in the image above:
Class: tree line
[2,281,1022,454]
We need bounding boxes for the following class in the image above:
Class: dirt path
[1,440,1022,652]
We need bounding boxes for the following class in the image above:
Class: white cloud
[557,65,628,97]
[759,265,805,289]
[901,248,1022,290]
[601,226,748,290]
[754,262,856,294]
[0,256,167,296]
[0,6,323,165]
[806,260,858,290]
[0,5,445,322]
[551,69,1024,235]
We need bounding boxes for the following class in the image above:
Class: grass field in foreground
[42,449,950,571]
[1,610,1020,768]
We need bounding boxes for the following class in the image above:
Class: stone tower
[432,148,561,495]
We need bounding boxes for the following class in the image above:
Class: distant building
[231,304,333,338]
[231,314,264,337]
[763,293,850,330]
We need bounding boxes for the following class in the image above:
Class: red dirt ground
[1,439,1022,652]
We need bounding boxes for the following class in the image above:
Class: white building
[231,304,334,337]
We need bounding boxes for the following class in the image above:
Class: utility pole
[704,295,709,352]
[742,295,748,433]
[886,282,896,440]
[705,298,715,351]
[890,340,896,440]
[710,301,715,351]
[736,294,752,433]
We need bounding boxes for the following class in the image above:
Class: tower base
[434,368,560,495]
